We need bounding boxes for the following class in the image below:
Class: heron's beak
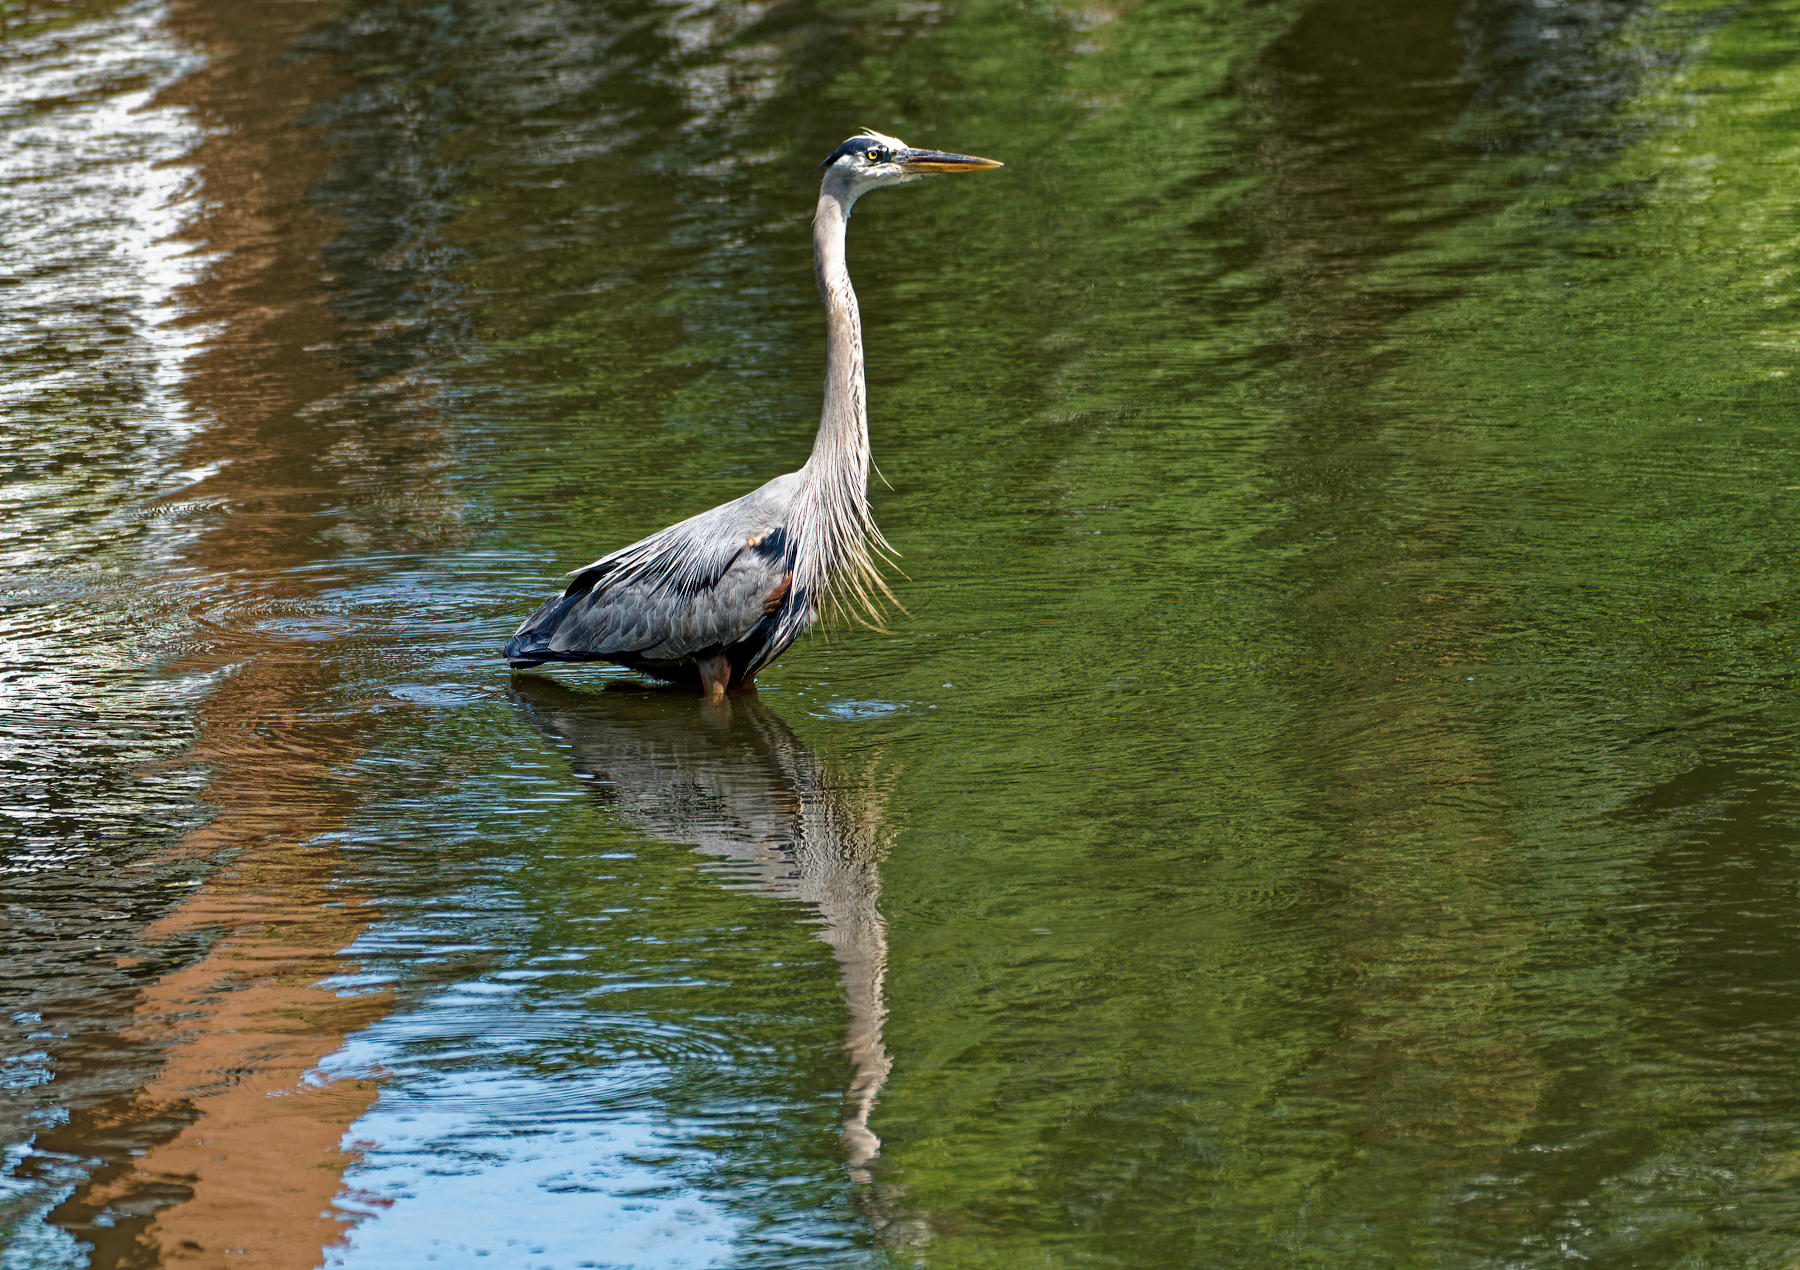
[896,149,1004,174]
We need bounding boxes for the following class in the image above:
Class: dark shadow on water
[505,677,928,1246]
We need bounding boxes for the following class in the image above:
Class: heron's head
[818,130,1002,202]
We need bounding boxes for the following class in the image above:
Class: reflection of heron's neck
[517,684,902,1188]
[825,901,892,1177]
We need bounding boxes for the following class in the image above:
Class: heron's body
[507,472,805,690]
[504,132,1000,696]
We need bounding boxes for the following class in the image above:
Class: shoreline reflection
[506,679,898,1182]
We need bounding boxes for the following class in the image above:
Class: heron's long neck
[808,189,868,491]
[794,186,892,619]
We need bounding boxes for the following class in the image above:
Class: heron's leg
[697,654,731,700]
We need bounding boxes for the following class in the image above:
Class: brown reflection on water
[73,659,385,1269]
[38,0,426,1264]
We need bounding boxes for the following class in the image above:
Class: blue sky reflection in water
[2,0,1800,1265]
[320,1052,741,1267]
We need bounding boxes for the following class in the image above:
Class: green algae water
[4,0,1800,1265]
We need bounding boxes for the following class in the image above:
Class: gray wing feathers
[513,473,800,662]
[546,545,787,660]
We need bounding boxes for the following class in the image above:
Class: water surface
[4,0,1800,1266]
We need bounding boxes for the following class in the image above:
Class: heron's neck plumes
[812,192,864,472]
[799,187,895,626]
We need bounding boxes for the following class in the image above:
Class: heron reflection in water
[504,133,1002,695]
[507,678,903,1188]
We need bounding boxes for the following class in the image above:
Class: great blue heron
[504,131,1002,696]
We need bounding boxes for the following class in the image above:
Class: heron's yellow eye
[867,148,888,164]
